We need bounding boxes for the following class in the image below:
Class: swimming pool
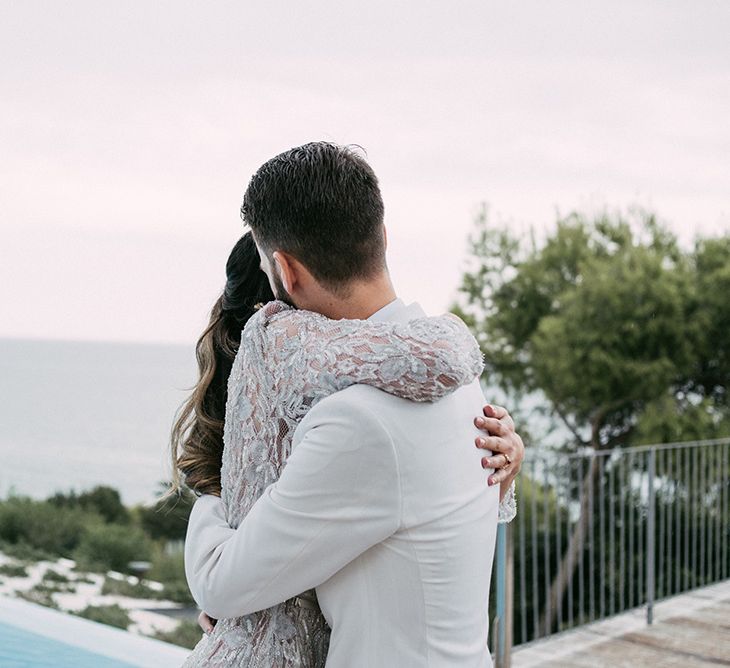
[0,621,135,667]
[0,595,190,668]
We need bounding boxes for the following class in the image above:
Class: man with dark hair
[242,142,387,293]
[185,142,523,666]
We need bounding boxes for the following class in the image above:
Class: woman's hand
[474,404,524,495]
[198,611,217,635]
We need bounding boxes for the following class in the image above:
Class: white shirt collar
[367,298,406,322]
[367,297,425,324]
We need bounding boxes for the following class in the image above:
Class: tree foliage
[48,485,130,524]
[137,484,195,542]
[456,206,730,449]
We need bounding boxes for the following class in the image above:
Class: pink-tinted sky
[2,0,728,344]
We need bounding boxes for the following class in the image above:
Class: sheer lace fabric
[499,481,517,523]
[183,301,512,667]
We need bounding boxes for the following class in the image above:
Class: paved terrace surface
[512,579,730,667]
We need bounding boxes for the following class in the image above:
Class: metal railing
[490,437,730,664]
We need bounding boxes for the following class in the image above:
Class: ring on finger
[502,453,512,467]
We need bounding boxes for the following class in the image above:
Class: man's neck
[301,273,398,321]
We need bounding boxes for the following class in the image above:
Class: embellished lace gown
[183,301,516,667]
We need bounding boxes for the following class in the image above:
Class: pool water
[0,621,136,668]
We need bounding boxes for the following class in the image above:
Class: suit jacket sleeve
[184,395,401,619]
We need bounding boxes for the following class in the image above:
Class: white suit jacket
[185,299,499,667]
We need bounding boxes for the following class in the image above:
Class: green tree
[456,206,698,450]
[685,236,730,405]
[456,206,730,632]
[48,485,130,524]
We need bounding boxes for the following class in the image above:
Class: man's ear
[272,250,297,294]
[382,225,388,251]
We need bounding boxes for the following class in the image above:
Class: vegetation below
[75,603,131,630]
[152,620,205,650]
[0,484,197,648]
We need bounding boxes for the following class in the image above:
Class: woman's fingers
[487,464,512,487]
[474,416,506,436]
[475,404,525,486]
[480,450,514,486]
[475,435,506,452]
[481,454,508,470]
[483,403,504,418]
[482,404,515,431]
[198,611,217,634]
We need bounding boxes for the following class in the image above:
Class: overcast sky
[2,0,728,344]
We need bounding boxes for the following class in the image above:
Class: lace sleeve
[498,481,517,523]
[258,301,483,403]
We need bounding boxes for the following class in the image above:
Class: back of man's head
[241,142,387,292]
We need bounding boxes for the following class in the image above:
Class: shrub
[49,486,130,525]
[32,581,66,594]
[152,620,204,649]
[0,562,28,578]
[159,580,196,605]
[101,576,162,600]
[17,584,59,609]
[75,604,130,630]
[147,545,195,605]
[147,545,185,585]
[74,524,152,573]
[43,568,70,583]
[0,540,54,563]
[0,497,95,555]
[137,488,194,542]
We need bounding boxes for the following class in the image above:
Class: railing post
[494,522,508,667]
[505,522,514,667]
[646,446,656,625]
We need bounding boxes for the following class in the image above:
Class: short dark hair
[240,142,387,290]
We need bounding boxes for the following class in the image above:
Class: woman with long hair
[172,232,510,666]
[170,233,274,499]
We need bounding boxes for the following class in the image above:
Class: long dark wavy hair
[169,232,275,497]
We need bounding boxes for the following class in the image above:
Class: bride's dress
[183,301,516,667]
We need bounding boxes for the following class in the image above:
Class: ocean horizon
[0,335,554,507]
[0,337,198,506]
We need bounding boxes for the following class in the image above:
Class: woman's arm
[279,309,520,522]
[259,301,484,403]
[498,482,517,523]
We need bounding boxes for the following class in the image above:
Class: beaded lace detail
[183,301,512,667]
[499,481,517,523]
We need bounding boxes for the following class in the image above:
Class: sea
[0,338,198,506]
[0,337,559,507]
